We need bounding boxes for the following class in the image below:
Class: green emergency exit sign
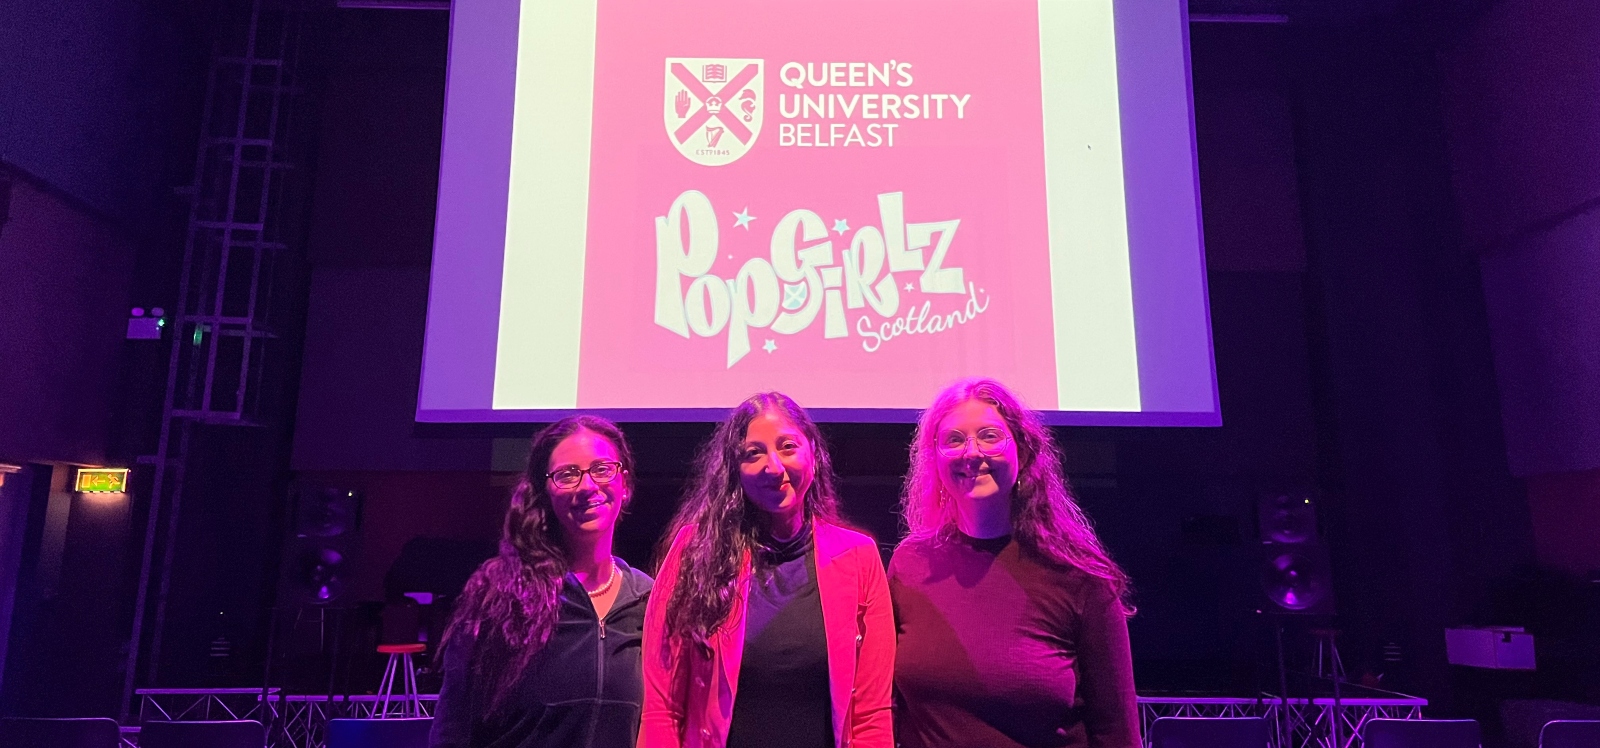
[76,468,129,493]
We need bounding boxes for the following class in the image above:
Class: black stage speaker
[262,486,367,700]
[281,486,364,606]
[1256,490,1335,616]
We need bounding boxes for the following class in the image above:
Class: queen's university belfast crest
[664,58,764,166]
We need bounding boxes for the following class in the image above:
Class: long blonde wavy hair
[902,377,1132,613]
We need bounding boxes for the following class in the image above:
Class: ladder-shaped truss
[122,0,313,719]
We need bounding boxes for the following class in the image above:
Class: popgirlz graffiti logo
[654,190,991,366]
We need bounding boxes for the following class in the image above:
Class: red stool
[376,643,426,718]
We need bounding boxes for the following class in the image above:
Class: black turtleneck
[726,521,833,748]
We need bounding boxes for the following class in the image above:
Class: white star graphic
[832,218,849,234]
[762,338,777,353]
[904,282,915,292]
[733,207,756,230]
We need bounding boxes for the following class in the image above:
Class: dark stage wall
[1438,0,1600,578]
[0,0,207,466]
[0,0,205,224]
[0,0,209,717]
[0,176,139,467]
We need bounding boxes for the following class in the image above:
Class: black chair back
[1148,717,1272,748]
[0,717,120,748]
[138,719,265,748]
[1540,720,1600,748]
[326,717,433,748]
[380,598,425,646]
[1362,718,1482,748]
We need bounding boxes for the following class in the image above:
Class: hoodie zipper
[584,572,649,748]
[586,576,613,748]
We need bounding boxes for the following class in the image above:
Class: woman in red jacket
[640,392,894,748]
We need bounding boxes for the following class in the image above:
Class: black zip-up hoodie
[430,559,654,748]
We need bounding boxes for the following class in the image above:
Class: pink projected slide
[420,0,1219,424]
[580,1,1055,408]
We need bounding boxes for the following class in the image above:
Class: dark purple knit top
[888,533,1140,748]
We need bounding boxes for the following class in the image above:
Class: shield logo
[664,58,763,166]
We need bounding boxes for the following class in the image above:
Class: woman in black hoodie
[431,415,653,748]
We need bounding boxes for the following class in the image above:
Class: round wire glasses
[937,427,1011,456]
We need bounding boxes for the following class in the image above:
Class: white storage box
[1445,626,1536,670]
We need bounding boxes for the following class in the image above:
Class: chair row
[0,716,432,748]
[1146,716,1600,748]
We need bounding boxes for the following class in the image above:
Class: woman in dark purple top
[888,378,1140,748]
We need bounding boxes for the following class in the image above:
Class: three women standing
[432,416,653,748]
[431,383,1136,748]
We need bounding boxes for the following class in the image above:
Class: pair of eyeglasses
[938,427,1011,456]
[546,461,624,489]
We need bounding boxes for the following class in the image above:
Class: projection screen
[418,0,1218,424]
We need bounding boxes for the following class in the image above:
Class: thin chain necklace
[583,558,618,597]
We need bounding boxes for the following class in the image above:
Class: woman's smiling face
[545,429,628,539]
[738,409,814,523]
[935,398,1019,509]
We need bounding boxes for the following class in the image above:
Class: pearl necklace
[583,559,618,597]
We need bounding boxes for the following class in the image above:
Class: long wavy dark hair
[660,392,841,646]
[441,415,636,710]
[902,378,1133,614]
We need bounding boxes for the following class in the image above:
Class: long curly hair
[902,378,1132,614]
[441,415,636,710]
[660,392,841,646]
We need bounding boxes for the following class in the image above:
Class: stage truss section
[122,0,319,722]
[130,690,1421,748]
[131,691,437,748]
[1139,693,1426,748]
[272,694,439,748]
[137,687,280,723]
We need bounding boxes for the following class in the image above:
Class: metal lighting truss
[1138,694,1426,748]
[122,0,311,719]
[134,690,436,748]
[273,694,439,748]
[137,687,281,723]
[134,689,1421,748]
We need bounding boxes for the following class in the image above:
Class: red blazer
[640,519,895,748]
